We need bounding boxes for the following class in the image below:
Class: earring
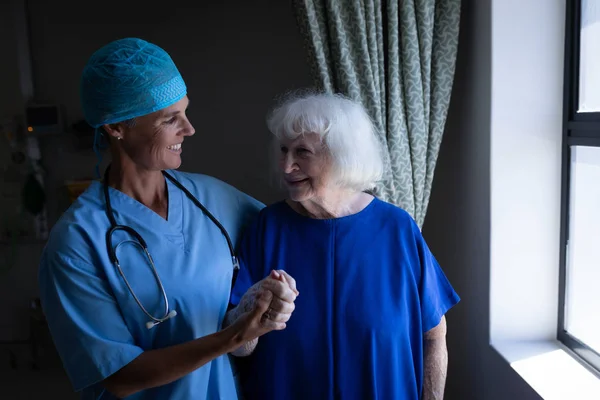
[117,137,122,140]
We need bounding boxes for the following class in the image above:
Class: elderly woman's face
[115,96,195,171]
[278,133,332,202]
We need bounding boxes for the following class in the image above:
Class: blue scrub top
[231,198,460,400]
[38,170,263,399]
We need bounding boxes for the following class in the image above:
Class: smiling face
[104,96,194,171]
[278,133,334,202]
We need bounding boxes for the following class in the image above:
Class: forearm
[103,326,243,398]
[222,281,262,357]
[222,271,297,357]
[422,337,448,400]
[223,306,258,356]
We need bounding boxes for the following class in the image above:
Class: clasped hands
[258,269,299,325]
[228,270,298,354]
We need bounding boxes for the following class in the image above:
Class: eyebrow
[163,100,190,118]
[163,110,180,118]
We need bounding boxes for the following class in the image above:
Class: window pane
[579,0,600,112]
[565,146,600,353]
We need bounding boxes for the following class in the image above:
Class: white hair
[266,91,384,192]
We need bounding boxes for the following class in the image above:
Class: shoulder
[41,182,107,274]
[247,201,296,227]
[371,198,420,232]
[257,201,290,218]
[167,170,264,211]
[45,181,106,251]
[372,198,415,222]
[167,170,265,246]
[361,198,429,254]
[248,198,419,231]
[169,169,234,191]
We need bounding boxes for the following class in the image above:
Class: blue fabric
[38,171,263,399]
[80,38,187,178]
[230,198,460,400]
[80,38,186,128]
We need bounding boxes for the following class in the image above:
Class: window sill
[492,340,600,399]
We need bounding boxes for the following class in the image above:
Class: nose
[281,153,298,174]
[182,116,195,137]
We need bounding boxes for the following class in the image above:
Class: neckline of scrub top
[101,176,184,241]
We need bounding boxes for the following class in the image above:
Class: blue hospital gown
[230,198,460,400]
[38,170,263,399]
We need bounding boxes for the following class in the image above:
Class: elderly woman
[227,92,460,400]
[38,38,297,399]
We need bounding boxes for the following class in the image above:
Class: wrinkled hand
[225,270,298,355]
[231,290,282,344]
[231,270,298,324]
[260,270,299,323]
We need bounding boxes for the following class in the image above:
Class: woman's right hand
[230,290,286,344]
[224,270,298,355]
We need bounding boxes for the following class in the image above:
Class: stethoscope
[103,165,240,329]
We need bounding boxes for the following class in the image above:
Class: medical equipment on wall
[0,119,27,274]
[103,165,240,329]
[1,118,48,237]
[0,116,49,278]
[25,103,64,135]
[22,135,48,240]
[0,121,25,230]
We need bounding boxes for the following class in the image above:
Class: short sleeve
[412,223,460,333]
[229,215,264,307]
[38,252,144,391]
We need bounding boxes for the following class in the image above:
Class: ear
[102,123,127,140]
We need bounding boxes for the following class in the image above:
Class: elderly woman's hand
[224,270,298,356]
[235,270,298,323]
[260,270,299,322]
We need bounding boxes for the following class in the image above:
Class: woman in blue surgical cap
[38,38,298,399]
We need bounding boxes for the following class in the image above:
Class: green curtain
[293,0,461,228]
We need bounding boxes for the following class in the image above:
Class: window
[578,1,600,113]
[559,0,600,372]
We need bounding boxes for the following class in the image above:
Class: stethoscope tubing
[102,165,239,329]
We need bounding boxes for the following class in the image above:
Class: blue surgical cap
[80,37,187,128]
[80,38,187,177]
